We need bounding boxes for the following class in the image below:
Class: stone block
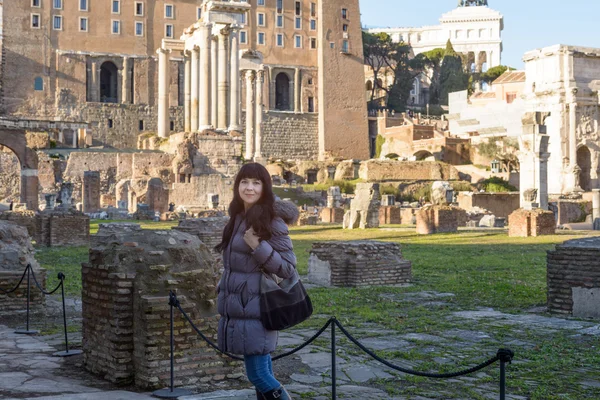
[416,206,460,234]
[320,207,344,223]
[379,206,401,225]
[508,208,555,237]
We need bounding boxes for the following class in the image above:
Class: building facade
[0,0,368,160]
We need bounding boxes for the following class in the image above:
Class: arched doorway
[100,61,119,103]
[577,146,592,191]
[0,129,39,210]
[414,150,435,161]
[275,73,290,111]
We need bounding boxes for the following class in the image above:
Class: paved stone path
[1,291,599,399]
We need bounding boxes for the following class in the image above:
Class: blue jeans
[244,354,281,393]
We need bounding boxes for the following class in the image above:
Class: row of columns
[159,23,244,138]
[88,58,132,103]
[244,69,265,161]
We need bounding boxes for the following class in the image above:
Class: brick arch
[0,129,39,210]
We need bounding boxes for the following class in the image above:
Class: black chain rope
[170,292,513,380]
[172,295,334,362]
[30,268,64,295]
[0,265,30,294]
[334,319,510,378]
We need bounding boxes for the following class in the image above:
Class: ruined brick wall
[457,192,520,219]
[320,207,344,223]
[508,209,555,237]
[35,211,90,247]
[547,237,600,317]
[379,206,401,225]
[0,150,19,203]
[169,175,234,210]
[359,160,460,182]
[309,241,411,287]
[416,206,460,234]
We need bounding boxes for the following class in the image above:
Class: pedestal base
[152,388,193,398]
[15,329,39,335]
[53,349,83,357]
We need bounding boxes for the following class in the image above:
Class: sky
[358,0,600,69]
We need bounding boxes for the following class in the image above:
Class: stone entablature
[308,241,412,287]
[547,237,600,319]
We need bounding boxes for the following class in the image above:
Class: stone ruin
[343,183,381,229]
[320,186,344,223]
[82,223,239,388]
[0,221,46,311]
[308,241,411,287]
[172,216,229,267]
[416,205,461,234]
[430,181,454,205]
[547,237,600,319]
[379,194,401,225]
[508,208,555,237]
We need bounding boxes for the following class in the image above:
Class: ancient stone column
[268,66,275,110]
[217,28,230,130]
[228,26,242,132]
[254,69,264,160]
[90,61,99,102]
[157,48,171,138]
[593,189,600,230]
[190,46,200,132]
[121,57,130,104]
[211,35,219,128]
[21,169,39,211]
[147,178,169,216]
[199,23,213,130]
[245,70,256,160]
[184,51,191,132]
[83,171,101,213]
[294,68,301,113]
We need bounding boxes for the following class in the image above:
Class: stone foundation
[547,237,600,318]
[35,209,90,247]
[379,206,401,225]
[400,208,417,225]
[457,192,520,220]
[172,217,229,263]
[308,241,411,287]
[320,207,344,223]
[416,206,460,234]
[82,223,237,388]
[508,209,555,237]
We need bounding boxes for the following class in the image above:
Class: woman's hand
[243,227,260,250]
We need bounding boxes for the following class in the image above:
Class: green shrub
[49,140,57,149]
[375,135,385,159]
[385,153,399,160]
[380,184,400,199]
[479,177,517,193]
[451,181,474,192]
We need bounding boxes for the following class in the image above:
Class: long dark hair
[215,163,275,253]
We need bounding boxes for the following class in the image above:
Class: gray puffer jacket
[217,200,299,356]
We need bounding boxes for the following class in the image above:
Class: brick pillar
[147,178,169,216]
[83,171,101,213]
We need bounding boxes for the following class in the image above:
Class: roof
[492,70,526,85]
[470,92,497,100]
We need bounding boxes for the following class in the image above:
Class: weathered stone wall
[82,223,235,388]
[0,150,20,203]
[457,192,520,219]
[555,200,592,225]
[416,206,461,234]
[359,160,460,182]
[308,241,411,287]
[36,210,90,247]
[170,175,234,211]
[172,217,229,264]
[379,206,401,225]
[508,209,555,237]
[320,207,344,224]
[0,211,37,238]
[547,237,600,318]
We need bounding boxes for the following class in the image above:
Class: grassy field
[32,221,600,399]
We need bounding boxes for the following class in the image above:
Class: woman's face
[239,177,263,209]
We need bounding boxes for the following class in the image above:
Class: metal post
[15,265,38,334]
[331,319,337,400]
[499,359,505,400]
[54,273,82,357]
[152,292,192,398]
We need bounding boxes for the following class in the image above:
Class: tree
[422,48,445,104]
[363,31,394,103]
[480,65,515,83]
[439,40,468,105]
[476,137,520,173]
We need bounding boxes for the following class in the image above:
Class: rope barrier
[155,291,515,400]
[0,264,30,294]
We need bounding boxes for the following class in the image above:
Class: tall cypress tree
[439,40,468,105]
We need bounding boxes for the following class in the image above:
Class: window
[295,17,301,29]
[276,0,283,13]
[170,121,174,131]
[165,24,173,38]
[341,8,348,19]
[276,33,284,47]
[258,32,265,45]
[308,78,313,85]
[31,14,41,28]
[257,13,265,26]
[240,30,247,44]
[258,0,265,5]
[310,19,316,31]
[32,0,41,7]
[53,0,62,9]
[506,93,517,104]
[112,0,120,14]
[135,2,144,16]
[310,3,316,17]
[197,7,202,20]
[165,4,173,19]
[343,24,348,32]
[112,20,120,34]
[310,37,317,49]
[308,97,314,113]
[276,15,283,28]
[139,120,145,131]
[295,35,302,48]
[53,15,62,30]
[341,39,349,53]
[34,77,44,91]
[295,1,301,15]
[135,21,144,36]
[240,12,246,24]
[79,17,88,32]
[330,42,334,49]
[108,119,114,128]
[80,0,88,11]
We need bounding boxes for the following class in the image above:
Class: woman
[215,163,298,400]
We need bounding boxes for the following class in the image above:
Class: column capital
[256,69,265,82]
[182,49,191,58]
[220,26,231,37]
[156,48,171,55]
[245,69,256,81]
[191,45,200,53]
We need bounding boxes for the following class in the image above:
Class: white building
[368,2,503,73]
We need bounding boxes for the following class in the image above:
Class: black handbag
[259,262,313,331]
